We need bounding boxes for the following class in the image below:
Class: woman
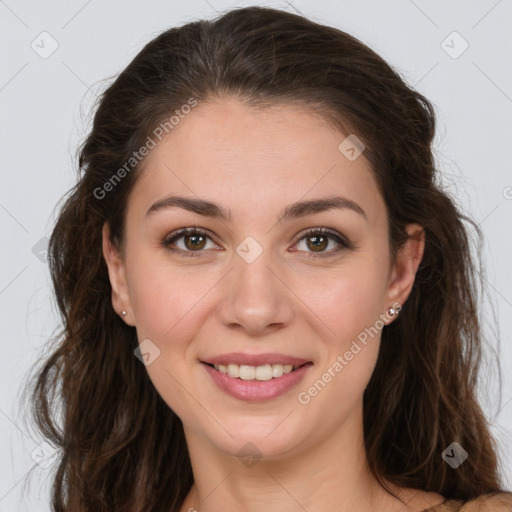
[26,6,512,511]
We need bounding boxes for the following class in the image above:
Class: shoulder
[427,492,512,512]
[460,492,512,511]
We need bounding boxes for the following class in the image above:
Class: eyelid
[291,227,354,255]
[162,226,221,257]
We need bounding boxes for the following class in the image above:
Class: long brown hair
[23,6,507,511]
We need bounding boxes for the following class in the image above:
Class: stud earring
[387,304,402,317]
[122,310,127,317]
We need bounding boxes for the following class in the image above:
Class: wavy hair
[23,6,506,511]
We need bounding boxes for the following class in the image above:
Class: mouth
[202,361,312,381]
[200,360,313,401]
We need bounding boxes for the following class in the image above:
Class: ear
[385,223,425,313]
[102,222,135,326]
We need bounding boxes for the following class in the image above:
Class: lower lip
[202,362,313,402]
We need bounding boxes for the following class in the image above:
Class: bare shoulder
[415,491,512,512]
[405,489,449,511]
[382,486,447,512]
[459,491,512,511]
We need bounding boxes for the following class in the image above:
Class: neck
[179,403,405,512]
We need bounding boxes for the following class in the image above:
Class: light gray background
[1,0,511,509]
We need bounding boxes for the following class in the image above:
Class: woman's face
[103,97,423,461]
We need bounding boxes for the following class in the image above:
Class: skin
[102,97,444,512]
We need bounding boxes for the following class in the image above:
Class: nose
[217,244,294,337]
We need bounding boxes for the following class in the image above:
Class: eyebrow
[145,195,367,222]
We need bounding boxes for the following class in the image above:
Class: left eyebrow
[277,196,367,223]
[145,194,367,222]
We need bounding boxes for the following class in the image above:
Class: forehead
[126,97,385,226]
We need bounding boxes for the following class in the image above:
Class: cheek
[126,251,215,341]
[294,267,387,427]
[299,253,389,393]
[300,255,389,343]
[125,254,208,418]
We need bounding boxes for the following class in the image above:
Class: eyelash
[161,226,354,259]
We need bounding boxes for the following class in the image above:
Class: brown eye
[293,228,353,258]
[162,228,219,257]
[305,234,329,252]
[183,233,207,251]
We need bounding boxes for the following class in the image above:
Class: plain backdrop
[1,0,511,509]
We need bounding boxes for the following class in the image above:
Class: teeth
[214,363,297,380]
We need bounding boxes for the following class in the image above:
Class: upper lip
[202,353,311,367]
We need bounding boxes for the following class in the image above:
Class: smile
[201,361,313,401]
[210,362,303,380]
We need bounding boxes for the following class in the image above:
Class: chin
[203,416,309,462]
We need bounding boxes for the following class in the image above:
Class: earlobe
[102,223,134,325]
[386,223,425,311]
